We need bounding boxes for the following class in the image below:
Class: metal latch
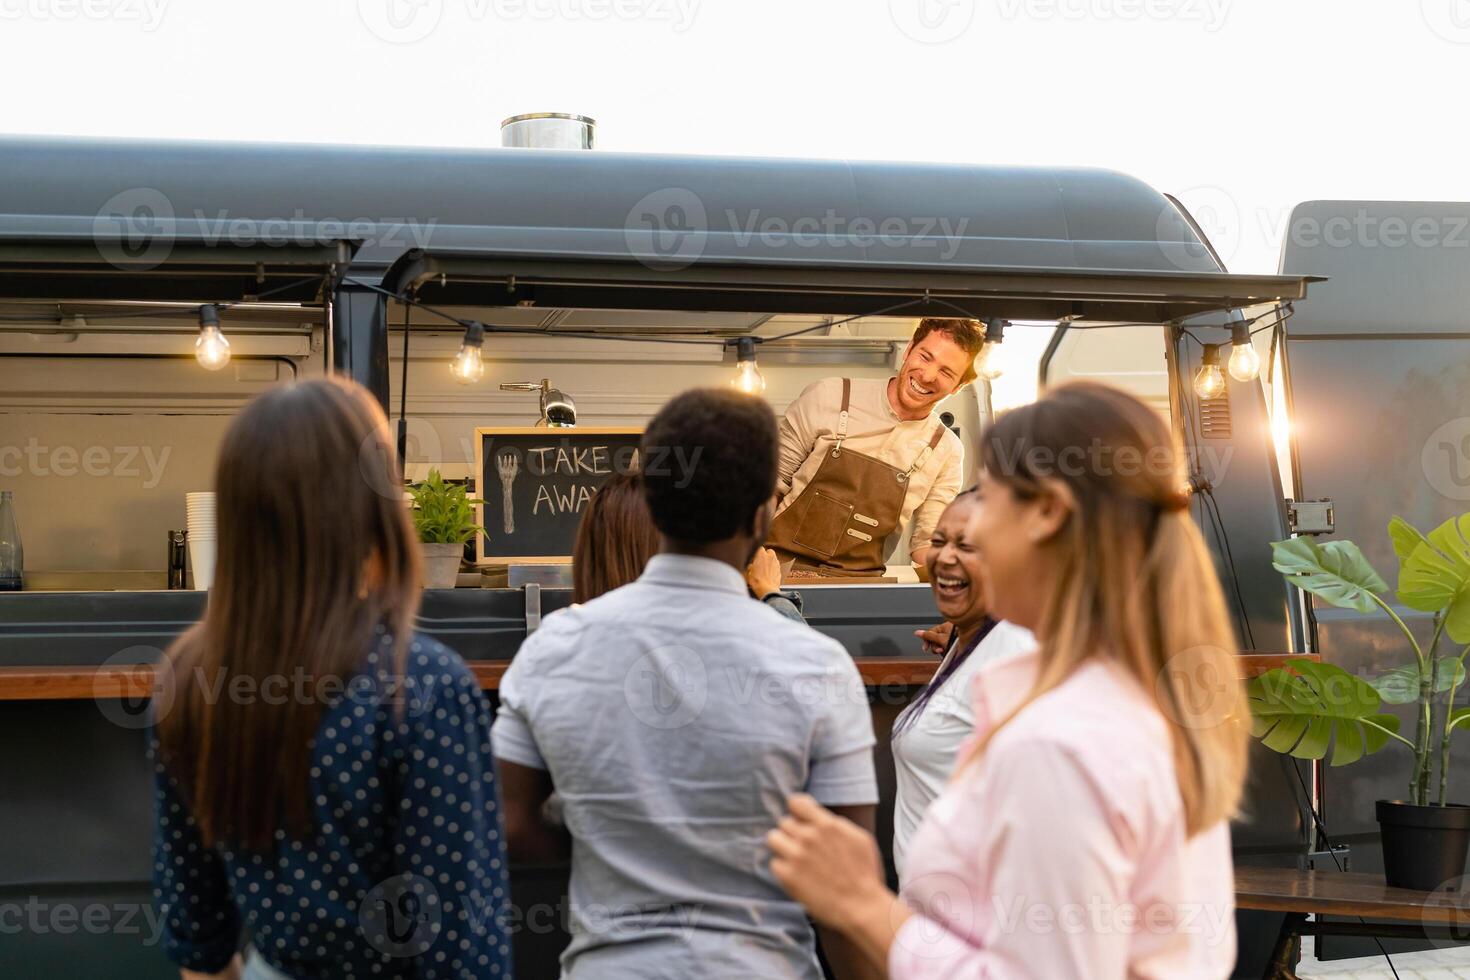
[523,582,542,635]
[1286,498,1335,536]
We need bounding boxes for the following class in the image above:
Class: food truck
[1,129,1460,976]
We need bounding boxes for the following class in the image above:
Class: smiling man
[767,318,984,577]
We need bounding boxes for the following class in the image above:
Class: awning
[0,237,356,305]
[382,248,1321,324]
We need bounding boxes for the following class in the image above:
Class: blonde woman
[767,382,1248,979]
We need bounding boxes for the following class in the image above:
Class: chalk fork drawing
[496,452,520,534]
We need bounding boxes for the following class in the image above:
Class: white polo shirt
[890,620,1036,880]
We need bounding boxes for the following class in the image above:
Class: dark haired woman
[769,382,1248,978]
[149,378,512,980]
[572,470,660,604]
[889,490,1032,878]
[573,470,806,622]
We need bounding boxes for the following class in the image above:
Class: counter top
[0,587,1314,700]
[0,654,1311,700]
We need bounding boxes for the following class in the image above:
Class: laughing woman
[890,490,1033,879]
[148,378,512,980]
[768,382,1248,979]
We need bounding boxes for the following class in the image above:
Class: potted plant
[1250,512,1470,890]
[408,469,485,589]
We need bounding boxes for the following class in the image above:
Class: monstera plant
[1250,512,1470,889]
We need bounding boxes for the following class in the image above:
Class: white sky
[3,0,1466,405]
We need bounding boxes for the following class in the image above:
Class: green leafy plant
[407,469,485,545]
[1250,514,1470,806]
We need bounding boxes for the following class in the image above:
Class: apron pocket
[792,490,854,558]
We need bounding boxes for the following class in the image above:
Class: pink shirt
[890,648,1237,980]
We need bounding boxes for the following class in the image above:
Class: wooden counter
[0,653,1314,701]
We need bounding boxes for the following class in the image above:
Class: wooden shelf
[1237,866,1470,925]
[0,652,1316,702]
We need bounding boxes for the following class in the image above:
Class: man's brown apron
[768,378,944,577]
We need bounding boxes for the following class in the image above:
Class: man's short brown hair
[912,317,986,387]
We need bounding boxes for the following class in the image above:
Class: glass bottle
[0,491,22,591]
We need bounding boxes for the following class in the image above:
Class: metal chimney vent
[500,113,596,150]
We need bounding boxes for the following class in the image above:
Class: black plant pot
[1377,799,1470,891]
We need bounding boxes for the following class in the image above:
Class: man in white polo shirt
[493,388,878,979]
[767,317,984,577]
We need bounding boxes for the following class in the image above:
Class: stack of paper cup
[184,492,217,590]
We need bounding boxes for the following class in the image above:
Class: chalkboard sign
[474,427,644,562]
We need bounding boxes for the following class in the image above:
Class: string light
[194,304,231,370]
[974,318,1009,380]
[1193,343,1226,399]
[731,336,766,394]
[1227,320,1261,382]
[450,321,486,384]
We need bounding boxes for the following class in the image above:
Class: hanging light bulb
[1227,320,1261,382]
[194,304,231,371]
[731,336,766,394]
[1193,344,1227,400]
[450,321,486,384]
[975,318,1009,381]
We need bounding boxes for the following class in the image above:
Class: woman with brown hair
[573,469,805,621]
[149,378,512,980]
[767,381,1249,979]
[572,470,659,604]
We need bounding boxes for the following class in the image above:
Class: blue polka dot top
[148,630,514,979]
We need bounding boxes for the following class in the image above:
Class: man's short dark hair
[641,388,777,543]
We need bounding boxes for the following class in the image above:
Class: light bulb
[195,306,230,370]
[451,343,484,384]
[977,318,1009,380]
[1193,344,1226,400]
[1228,338,1261,382]
[730,337,766,394]
[976,339,1006,380]
[733,359,766,394]
[450,321,486,384]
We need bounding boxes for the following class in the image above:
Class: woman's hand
[767,794,891,931]
[914,620,954,656]
[746,547,784,599]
